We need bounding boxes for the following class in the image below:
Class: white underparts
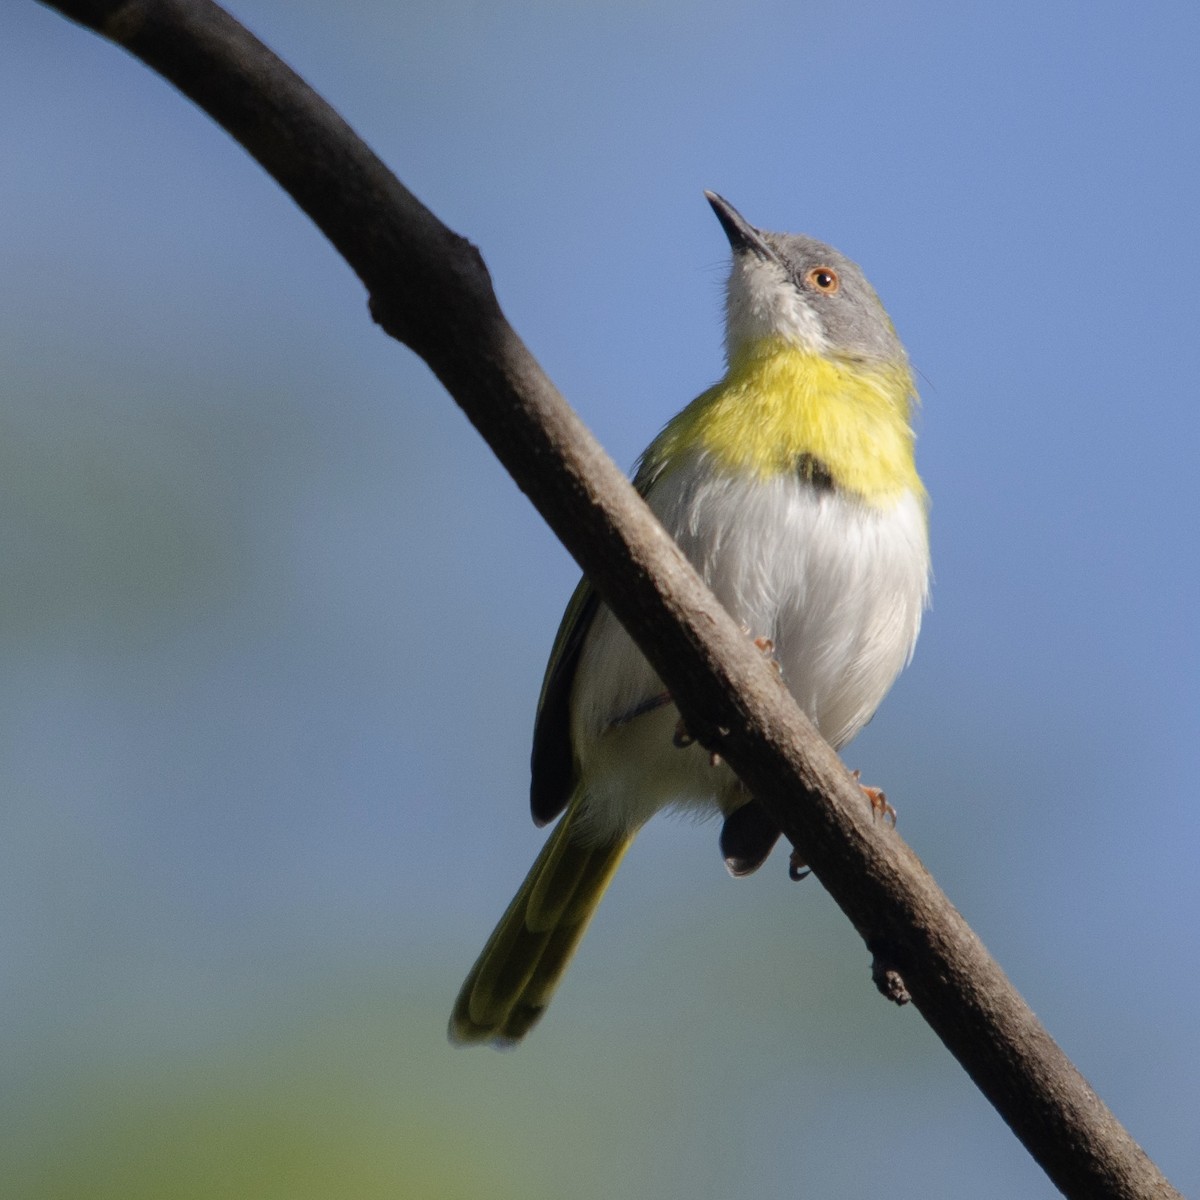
[568,451,930,840]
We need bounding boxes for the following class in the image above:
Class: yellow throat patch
[645,339,924,505]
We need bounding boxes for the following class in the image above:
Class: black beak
[704,191,777,261]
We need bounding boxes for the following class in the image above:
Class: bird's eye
[805,266,840,293]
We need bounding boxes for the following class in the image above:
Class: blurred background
[4,2,1198,1196]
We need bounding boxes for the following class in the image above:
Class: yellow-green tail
[449,805,633,1046]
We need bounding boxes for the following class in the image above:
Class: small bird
[449,192,930,1046]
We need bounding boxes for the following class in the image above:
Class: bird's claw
[851,770,896,826]
[673,718,723,767]
[788,849,811,882]
[752,634,783,676]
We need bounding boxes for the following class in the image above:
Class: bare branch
[36,2,1181,1196]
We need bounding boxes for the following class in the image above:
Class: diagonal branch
[37,2,1180,1197]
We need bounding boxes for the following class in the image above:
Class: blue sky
[4,2,1199,1196]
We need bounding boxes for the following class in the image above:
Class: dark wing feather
[529,578,600,826]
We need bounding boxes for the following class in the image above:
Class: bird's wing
[529,577,600,826]
[528,463,668,827]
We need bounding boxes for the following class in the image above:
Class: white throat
[724,254,828,360]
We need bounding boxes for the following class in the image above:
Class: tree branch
[37,2,1180,1196]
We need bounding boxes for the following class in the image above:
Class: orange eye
[806,266,839,293]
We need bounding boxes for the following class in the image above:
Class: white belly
[570,451,929,838]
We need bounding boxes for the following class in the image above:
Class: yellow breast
[645,339,924,506]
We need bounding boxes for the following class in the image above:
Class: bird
[449,191,930,1046]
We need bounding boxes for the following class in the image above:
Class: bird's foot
[852,769,896,827]
[788,849,811,882]
[749,632,783,676]
[672,717,722,765]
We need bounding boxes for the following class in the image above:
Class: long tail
[449,804,633,1046]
